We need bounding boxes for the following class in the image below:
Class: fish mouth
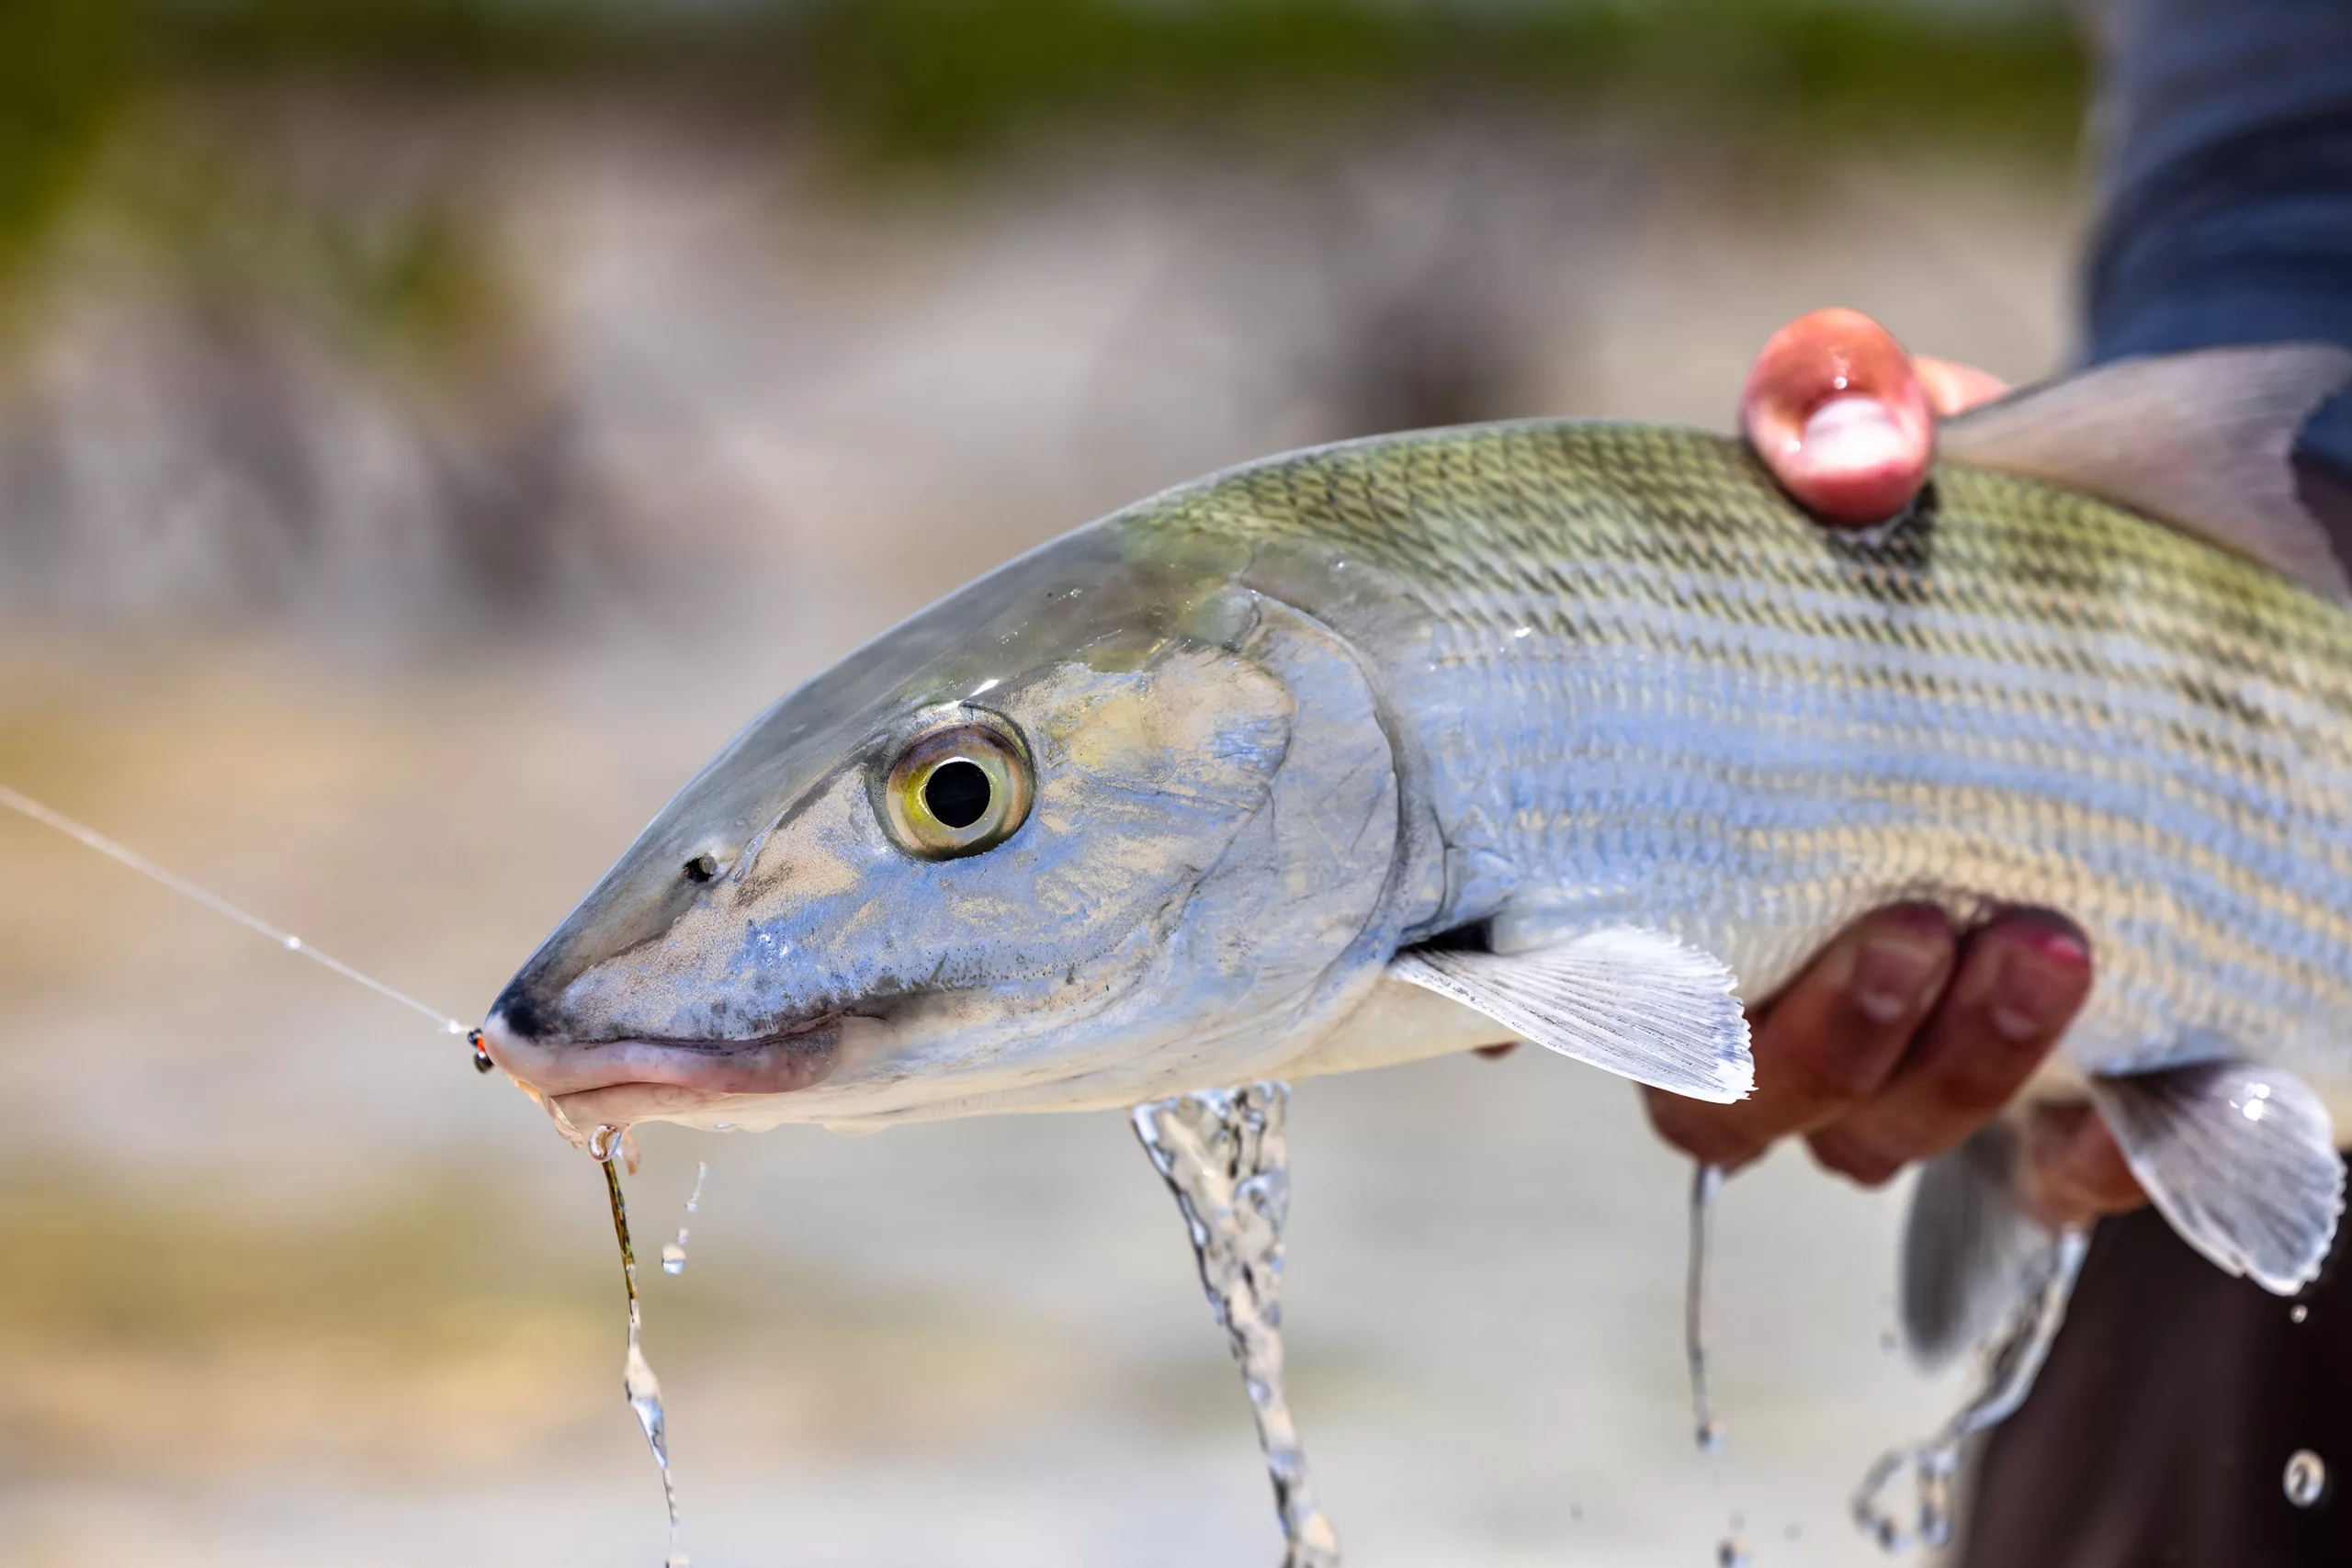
[481,1010,843,1127]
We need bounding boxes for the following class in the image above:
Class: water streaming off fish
[1133,1082,1341,1568]
[596,1127,689,1568]
[1853,1228,2087,1551]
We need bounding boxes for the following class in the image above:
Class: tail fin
[1900,1122,2050,1368]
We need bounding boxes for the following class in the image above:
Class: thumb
[1741,307,1937,526]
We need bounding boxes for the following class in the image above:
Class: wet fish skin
[484,408,2352,1134]
[1254,418,2352,1100]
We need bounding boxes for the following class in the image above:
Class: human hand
[1642,308,2146,1230]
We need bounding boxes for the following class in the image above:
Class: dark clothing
[1961,4,2352,1562]
[2080,0,2352,499]
[1962,1210,2352,1565]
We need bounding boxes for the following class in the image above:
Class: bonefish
[485,344,2352,1356]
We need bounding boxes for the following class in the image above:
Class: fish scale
[1156,420,2352,1091]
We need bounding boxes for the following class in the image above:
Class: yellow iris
[882,718,1033,858]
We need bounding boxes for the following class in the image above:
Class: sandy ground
[0,136,2079,1567]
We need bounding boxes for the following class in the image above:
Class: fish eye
[682,852,720,883]
[881,718,1032,859]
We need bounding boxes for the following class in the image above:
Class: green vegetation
[799,0,2086,164]
[0,0,137,281]
[0,0,2086,268]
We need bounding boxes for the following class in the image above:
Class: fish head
[482,518,1408,1138]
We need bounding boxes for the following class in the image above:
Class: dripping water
[596,1126,688,1568]
[662,1161,708,1276]
[1686,1162,1725,1454]
[1853,1227,2088,1551]
[1133,1082,1340,1568]
[1684,1163,1753,1568]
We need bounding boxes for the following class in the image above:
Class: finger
[1644,905,1954,1168]
[1808,913,2092,1187]
[2018,1100,2147,1230]
[1912,354,2009,418]
[1740,307,1937,525]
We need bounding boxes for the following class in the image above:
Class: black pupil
[923,760,993,829]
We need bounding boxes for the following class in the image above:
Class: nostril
[490,979,548,1042]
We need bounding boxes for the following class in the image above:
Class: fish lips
[481,1011,844,1126]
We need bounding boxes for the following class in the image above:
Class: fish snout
[479,1003,845,1130]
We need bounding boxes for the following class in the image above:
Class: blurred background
[0,2,2089,1563]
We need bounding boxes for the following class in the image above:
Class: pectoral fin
[1901,1122,2050,1370]
[1388,927,1753,1102]
[2086,1060,2346,1294]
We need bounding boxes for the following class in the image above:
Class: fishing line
[0,782,491,1066]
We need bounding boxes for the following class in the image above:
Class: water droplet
[282,934,302,951]
[1716,1537,1751,1567]
[2292,1304,2310,1325]
[658,1162,708,1276]
[1695,1419,1724,1454]
[2286,1449,2327,1507]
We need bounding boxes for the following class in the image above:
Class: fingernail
[1801,395,1907,469]
[1989,931,2090,1042]
[1850,929,1947,1024]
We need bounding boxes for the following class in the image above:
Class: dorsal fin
[1939,344,2352,604]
